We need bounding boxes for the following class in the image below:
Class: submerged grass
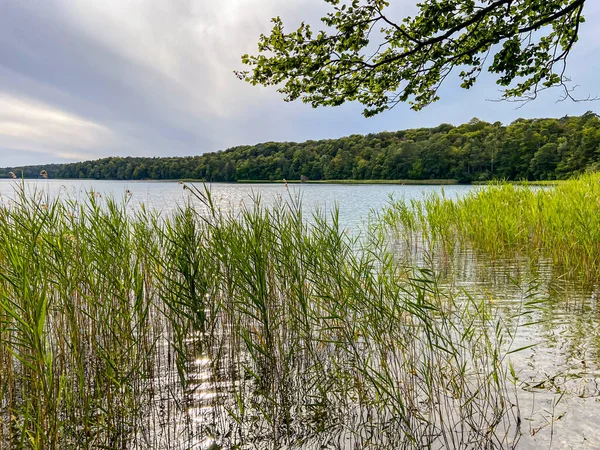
[382,172,600,281]
[0,181,521,449]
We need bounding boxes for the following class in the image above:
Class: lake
[1,179,598,449]
[0,179,476,230]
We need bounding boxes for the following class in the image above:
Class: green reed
[0,181,522,449]
[0,186,162,449]
[383,173,600,281]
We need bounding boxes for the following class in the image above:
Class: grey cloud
[0,0,599,167]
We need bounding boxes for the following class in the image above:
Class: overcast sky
[1,0,599,167]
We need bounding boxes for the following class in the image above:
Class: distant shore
[0,177,569,186]
[233,179,459,185]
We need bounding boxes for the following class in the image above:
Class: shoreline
[0,178,461,185]
[0,177,568,186]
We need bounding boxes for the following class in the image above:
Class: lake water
[0,179,475,231]
[1,179,598,449]
[428,251,600,449]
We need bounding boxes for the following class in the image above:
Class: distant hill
[2,112,600,183]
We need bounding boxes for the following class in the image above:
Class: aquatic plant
[382,173,600,281]
[0,181,521,449]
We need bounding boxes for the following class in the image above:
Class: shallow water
[2,179,597,449]
[424,248,600,449]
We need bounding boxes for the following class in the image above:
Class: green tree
[3,113,600,182]
[238,0,587,116]
[530,142,560,179]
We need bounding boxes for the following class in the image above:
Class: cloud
[0,0,332,164]
[0,0,599,167]
[0,93,113,151]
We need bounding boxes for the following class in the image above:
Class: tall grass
[0,186,164,449]
[382,173,600,281]
[0,181,521,449]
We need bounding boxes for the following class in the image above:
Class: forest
[2,112,600,182]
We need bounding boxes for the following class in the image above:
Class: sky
[1,0,599,167]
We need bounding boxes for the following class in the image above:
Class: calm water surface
[431,252,600,449]
[2,179,598,449]
[0,179,475,231]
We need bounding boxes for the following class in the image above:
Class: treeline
[2,112,600,182]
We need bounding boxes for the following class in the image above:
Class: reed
[382,173,600,281]
[0,181,522,449]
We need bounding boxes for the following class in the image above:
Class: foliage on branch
[237,0,587,116]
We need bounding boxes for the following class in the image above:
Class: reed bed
[0,182,521,449]
[382,173,600,281]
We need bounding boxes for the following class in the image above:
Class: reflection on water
[178,240,600,448]
[405,242,600,449]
